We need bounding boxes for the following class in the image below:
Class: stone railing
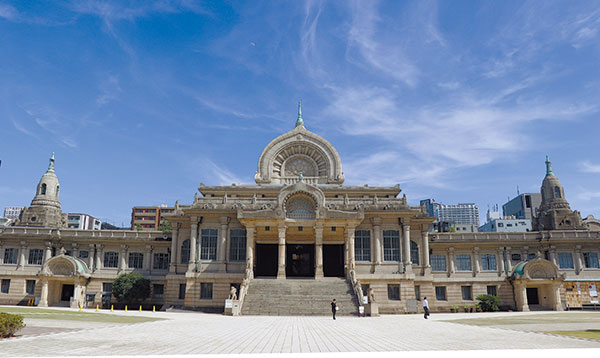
[349,269,364,310]
[430,230,600,242]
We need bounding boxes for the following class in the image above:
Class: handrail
[349,269,364,310]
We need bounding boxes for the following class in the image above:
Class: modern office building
[503,193,541,220]
[1,107,599,315]
[131,205,174,231]
[67,213,101,230]
[3,207,23,220]
[420,199,480,226]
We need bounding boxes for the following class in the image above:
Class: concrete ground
[1,307,600,356]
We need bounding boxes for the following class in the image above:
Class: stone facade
[1,108,599,313]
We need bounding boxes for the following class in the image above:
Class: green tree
[135,223,142,231]
[0,312,25,338]
[112,273,151,304]
[476,294,500,312]
[159,219,171,233]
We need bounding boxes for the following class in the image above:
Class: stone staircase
[241,278,359,316]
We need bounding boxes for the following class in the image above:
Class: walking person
[423,296,430,319]
[331,299,337,320]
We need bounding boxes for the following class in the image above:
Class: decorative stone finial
[47,152,55,173]
[299,171,303,181]
[545,155,553,176]
[295,100,304,127]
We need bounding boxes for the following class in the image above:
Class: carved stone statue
[228,286,238,300]
[194,193,199,203]
[59,246,67,255]
[367,287,376,303]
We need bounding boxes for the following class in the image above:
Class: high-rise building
[66,213,101,230]
[131,205,174,231]
[502,193,541,220]
[420,199,480,226]
[3,207,23,220]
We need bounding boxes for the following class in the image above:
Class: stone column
[277,226,286,279]
[473,247,480,277]
[522,246,529,262]
[188,217,198,272]
[118,245,128,273]
[245,225,255,278]
[403,225,412,273]
[17,241,27,270]
[315,226,324,278]
[145,245,153,274]
[169,224,179,273]
[372,218,382,268]
[549,245,557,267]
[422,231,430,270]
[0,241,3,265]
[497,248,505,277]
[447,247,455,276]
[88,243,95,271]
[347,226,356,272]
[39,278,49,307]
[95,244,104,271]
[505,246,513,272]
[43,241,53,265]
[575,245,583,274]
[552,283,563,311]
[219,217,229,263]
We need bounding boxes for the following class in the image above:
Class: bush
[0,312,25,338]
[476,294,500,312]
[112,273,151,304]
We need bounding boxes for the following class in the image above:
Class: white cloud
[580,161,600,173]
[96,75,122,106]
[0,3,18,21]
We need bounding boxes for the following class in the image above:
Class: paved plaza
[1,307,600,356]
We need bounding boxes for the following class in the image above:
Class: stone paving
[1,308,600,356]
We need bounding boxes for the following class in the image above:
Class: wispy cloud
[0,3,18,21]
[23,106,78,149]
[580,161,600,173]
[96,75,122,106]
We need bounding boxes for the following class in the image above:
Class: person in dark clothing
[423,296,430,319]
[331,299,337,320]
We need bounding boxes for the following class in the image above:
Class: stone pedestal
[365,303,379,317]
[224,300,241,316]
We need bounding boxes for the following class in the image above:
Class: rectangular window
[481,254,497,271]
[487,285,497,296]
[129,252,144,269]
[435,286,446,301]
[461,286,473,300]
[103,252,119,268]
[456,255,472,271]
[153,284,164,298]
[414,285,421,300]
[229,229,247,262]
[153,253,169,270]
[1,279,9,294]
[28,249,44,265]
[558,253,574,269]
[200,229,218,261]
[355,230,371,262]
[4,248,18,264]
[387,284,400,300]
[78,250,89,259]
[179,284,186,300]
[511,253,521,263]
[584,253,599,269]
[26,280,36,295]
[102,283,113,293]
[383,230,401,261]
[200,282,213,299]
[430,255,447,272]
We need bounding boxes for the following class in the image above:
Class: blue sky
[1,0,600,227]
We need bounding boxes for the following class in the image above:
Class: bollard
[153,306,155,313]
[125,305,128,312]
[96,304,99,312]
[111,305,114,312]
[139,305,142,312]
[79,304,82,312]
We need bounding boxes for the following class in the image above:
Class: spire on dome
[545,155,553,176]
[47,152,55,173]
[295,100,304,127]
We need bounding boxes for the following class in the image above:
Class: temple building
[1,105,599,314]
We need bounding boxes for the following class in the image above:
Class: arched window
[40,183,47,195]
[180,239,190,264]
[410,240,419,265]
[554,186,561,199]
[56,185,59,196]
[286,195,316,220]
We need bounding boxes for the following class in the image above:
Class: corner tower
[534,156,585,231]
[19,153,65,227]
[254,102,345,185]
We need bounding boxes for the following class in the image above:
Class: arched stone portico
[512,256,565,311]
[38,254,91,308]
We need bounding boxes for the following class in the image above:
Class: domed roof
[539,156,567,206]
[254,103,344,185]
[30,153,61,209]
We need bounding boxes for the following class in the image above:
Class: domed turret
[18,153,64,227]
[534,156,585,231]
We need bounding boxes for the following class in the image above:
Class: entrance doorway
[526,287,539,305]
[61,284,75,301]
[286,244,315,277]
[323,244,345,277]
[255,244,278,277]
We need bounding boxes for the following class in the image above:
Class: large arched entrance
[38,254,91,308]
[512,255,564,311]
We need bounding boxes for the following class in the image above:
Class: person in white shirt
[423,297,430,319]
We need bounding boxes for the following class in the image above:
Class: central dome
[254,104,344,185]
